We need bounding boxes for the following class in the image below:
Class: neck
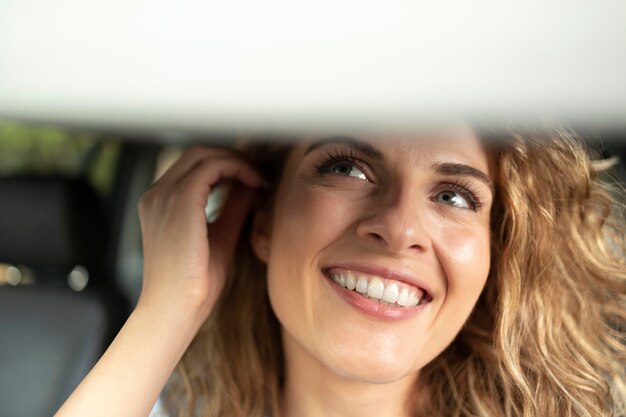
[279,332,419,417]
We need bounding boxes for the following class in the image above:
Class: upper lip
[322,261,434,298]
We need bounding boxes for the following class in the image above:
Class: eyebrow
[304,137,494,193]
[433,162,494,193]
[304,136,384,160]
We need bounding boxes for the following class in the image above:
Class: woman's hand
[136,146,265,324]
[56,146,266,417]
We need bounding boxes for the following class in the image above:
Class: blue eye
[435,190,470,209]
[329,162,367,180]
[315,149,370,181]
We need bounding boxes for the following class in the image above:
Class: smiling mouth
[323,268,431,308]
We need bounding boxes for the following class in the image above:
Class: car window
[0,121,121,198]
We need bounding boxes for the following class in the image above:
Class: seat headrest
[0,176,107,270]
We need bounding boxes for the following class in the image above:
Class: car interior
[0,3,625,416]
[0,133,161,416]
[0,125,623,417]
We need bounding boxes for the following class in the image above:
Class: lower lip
[323,272,429,321]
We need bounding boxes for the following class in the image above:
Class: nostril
[368,233,385,242]
[357,213,430,253]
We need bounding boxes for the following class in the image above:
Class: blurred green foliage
[0,121,120,197]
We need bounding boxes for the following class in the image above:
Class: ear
[250,207,272,264]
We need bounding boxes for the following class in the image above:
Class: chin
[321,344,419,384]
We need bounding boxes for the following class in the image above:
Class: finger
[209,183,257,263]
[158,146,236,185]
[176,157,266,207]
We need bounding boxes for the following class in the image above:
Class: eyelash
[436,179,484,211]
[314,147,369,180]
[313,148,484,212]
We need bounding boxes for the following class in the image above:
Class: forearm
[56,146,261,417]
[55,301,203,417]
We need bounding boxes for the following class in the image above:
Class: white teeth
[367,277,384,299]
[382,283,399,303]
[355,276,368,294]
[338,274,346,288]
[397,288,409,307]
[413,293,423,307]
[328,270,426,308]
[345,273,356,290]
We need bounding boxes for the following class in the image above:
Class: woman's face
[254,129,494,383]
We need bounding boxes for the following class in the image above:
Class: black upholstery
[0,288,109,417]
[0,176,126,417]
[0,176,106,269]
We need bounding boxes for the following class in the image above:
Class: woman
[57,127,626,417]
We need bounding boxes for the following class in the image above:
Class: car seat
[0,176,128,417]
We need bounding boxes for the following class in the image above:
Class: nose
[355,184,430,254]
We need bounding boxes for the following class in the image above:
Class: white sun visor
[0,0,625,133]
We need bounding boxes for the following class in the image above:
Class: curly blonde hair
[165,130,626,417]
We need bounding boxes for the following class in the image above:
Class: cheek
[266,185,364,323]
[272,184,365,257]
[441,227,490,280]
[430,215,491,319]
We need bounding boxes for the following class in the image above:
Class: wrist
[134,292,210,337]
